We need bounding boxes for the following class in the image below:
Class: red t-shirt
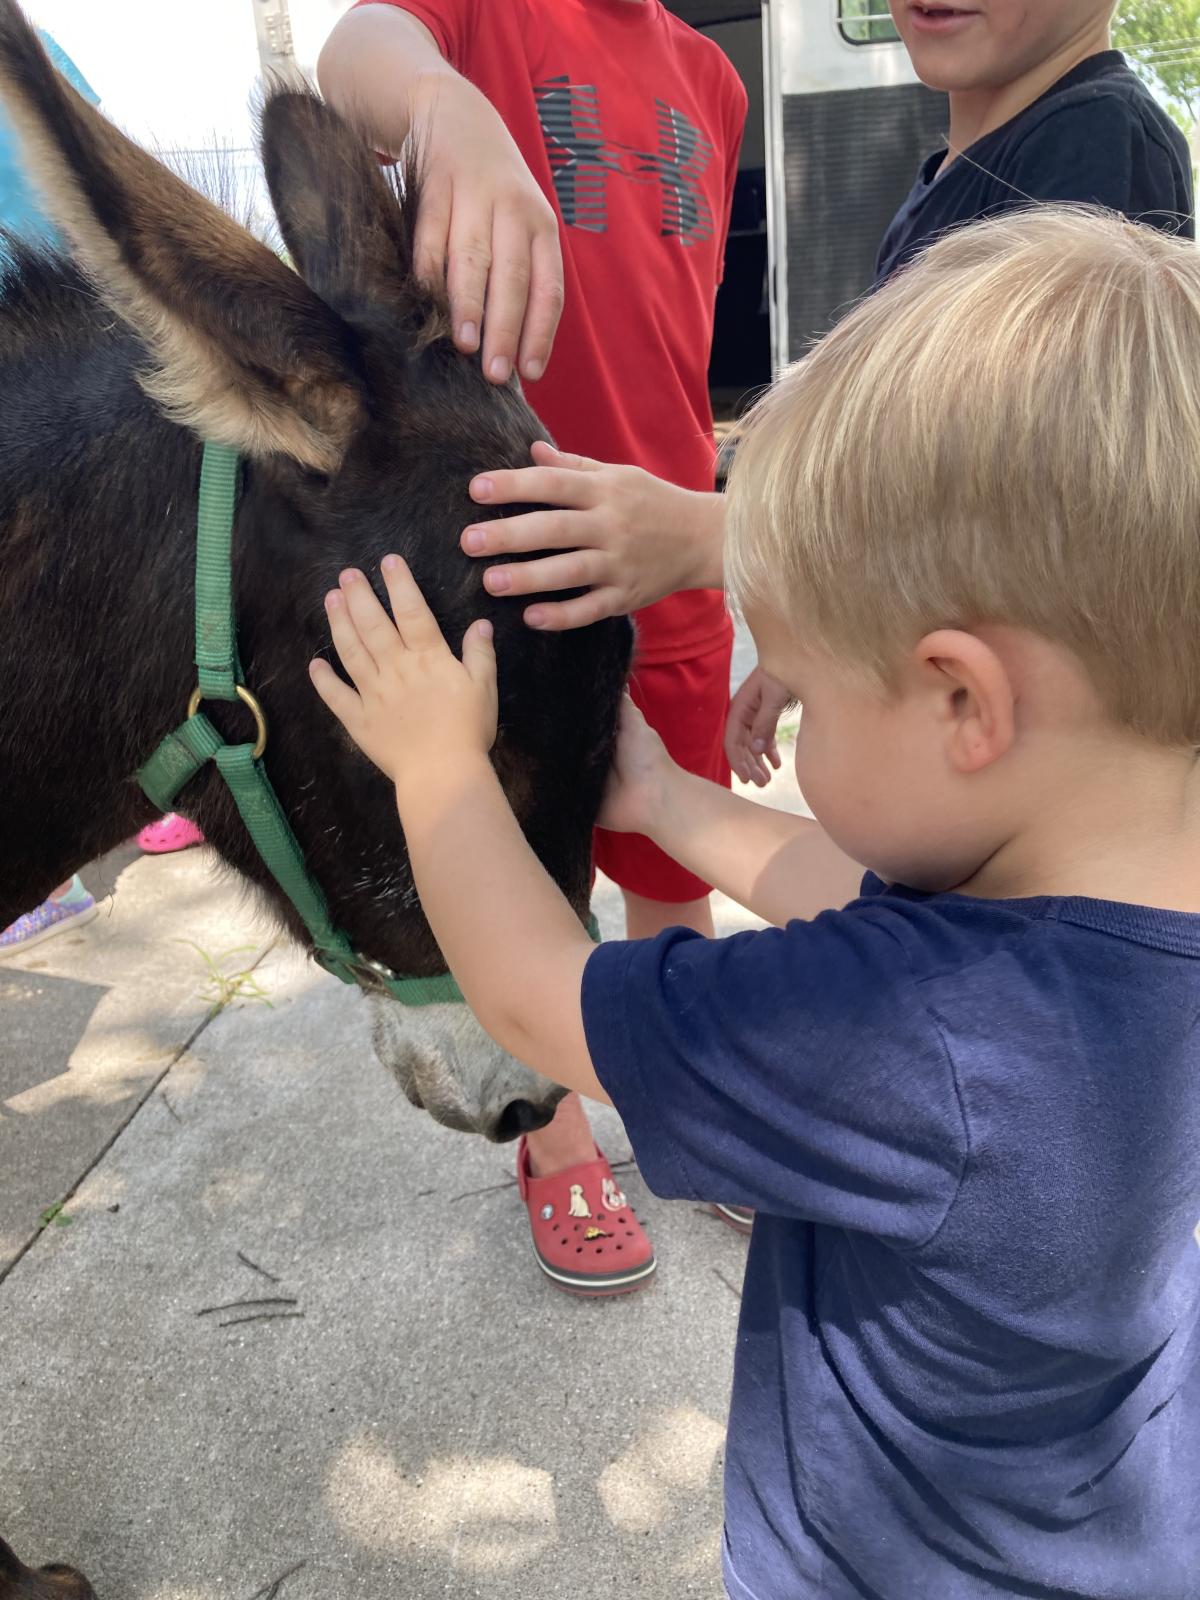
[355,0,746,662]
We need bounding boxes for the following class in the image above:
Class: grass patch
[177,941,273,1019]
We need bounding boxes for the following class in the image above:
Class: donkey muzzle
[368,995,565,1143]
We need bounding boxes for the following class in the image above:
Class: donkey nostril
[493,1097,556,1142]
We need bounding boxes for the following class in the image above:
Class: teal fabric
[0,30,97,244]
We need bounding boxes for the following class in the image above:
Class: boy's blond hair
[726,207,1200,745]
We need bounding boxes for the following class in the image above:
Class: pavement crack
[236,1248,281,1283]
[0,944,275,1290]
[196,1297,299,1317]
[219,1310,306,1330]
[713,1266,743,1302]
[246,1558,307,1599]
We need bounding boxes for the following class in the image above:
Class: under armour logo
[535,77,714,245]
[647,98,715,244]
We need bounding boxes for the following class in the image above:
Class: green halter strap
[136,441,467,1006]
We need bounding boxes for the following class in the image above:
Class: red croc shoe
[517,1137,656,1297]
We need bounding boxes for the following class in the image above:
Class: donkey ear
[0,2,364,472]
[260,91,425,324]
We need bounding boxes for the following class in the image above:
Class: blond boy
[311,209,1200,1597]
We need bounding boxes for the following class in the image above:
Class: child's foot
[0,876,97,958]
[517,1137,657,1296]
[137,813,204,854]
[712,1203,755,1235]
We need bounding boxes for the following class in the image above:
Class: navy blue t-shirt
[582,880,1200,1598]
[876,52,1194,284]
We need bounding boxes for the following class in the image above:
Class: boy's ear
[918,630,1016,775]
[260,91,424,325]
[0,2,365,471]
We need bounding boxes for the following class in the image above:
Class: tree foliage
[1114,0,1200,134]
[838,1,899,46]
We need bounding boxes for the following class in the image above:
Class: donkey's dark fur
[0,31,632,980]
[0,1538,93,1600]
[0,8,632,1589]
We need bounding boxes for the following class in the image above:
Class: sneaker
[711,1202,755,1235]
[517,1137,657,1297]
[137,813,204,854]
[0,878,98,958]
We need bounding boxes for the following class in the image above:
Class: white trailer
[667,1,944,403]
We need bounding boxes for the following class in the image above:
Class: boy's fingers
[464,510,581,560]
[325,588,380,686]
[309,657,364,730]
[517,228,564,382]
[482,548,605,599]
[379,555,445,651]
[529,440,600,474]
[447,199,495,370]
[480,211,531,384]
[462,617,496,686]
[412,172,453,295]
[339,570,404,664]
[468,464,598,514]
[522,586,625,632]
[750,702,782,746]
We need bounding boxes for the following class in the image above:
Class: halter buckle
[187,683,268,760]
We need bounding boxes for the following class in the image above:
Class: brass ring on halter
[187,684,268,760]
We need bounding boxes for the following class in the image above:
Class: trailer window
[838,2,900,43]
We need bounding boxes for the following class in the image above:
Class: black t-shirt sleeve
[1007,95,1192,235]
[581,914,968,1249]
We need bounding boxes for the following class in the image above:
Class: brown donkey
[0,1,631,1589]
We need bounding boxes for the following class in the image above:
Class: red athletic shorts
[593,627,733,904]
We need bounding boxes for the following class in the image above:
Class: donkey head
[0,4,631,1140]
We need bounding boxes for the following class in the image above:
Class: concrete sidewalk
[0,864,779,1597]
[0,675,820,1598]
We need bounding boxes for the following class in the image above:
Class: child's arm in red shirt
[317,3,562,386]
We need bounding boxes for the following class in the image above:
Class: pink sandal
[517,1137,656,1297]
[136,813,204,854]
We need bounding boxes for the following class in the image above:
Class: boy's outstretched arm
[309,559,605,1100]
[318,4,562,386]
[604,699,865,928]
[310,561,866,1090]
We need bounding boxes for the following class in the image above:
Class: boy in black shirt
[877,0,1193,281]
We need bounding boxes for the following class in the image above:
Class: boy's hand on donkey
[310,559,498,787]
[597,695,679,838]
[462,442,718,631]
[414,74,563,387]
